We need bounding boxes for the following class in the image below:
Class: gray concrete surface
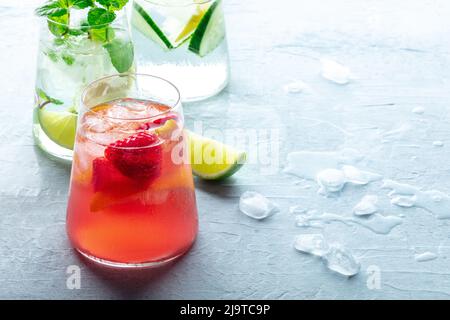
[1,0,450,299]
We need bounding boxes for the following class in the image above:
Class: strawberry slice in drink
[105,132,163,182]
[90,132,163,212]
[92,157,142,194]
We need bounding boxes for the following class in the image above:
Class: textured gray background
[1,0,450,299]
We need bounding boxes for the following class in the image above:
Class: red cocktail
[66,74,198,267]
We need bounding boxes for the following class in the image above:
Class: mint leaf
[47,9,69,36]
[36,1,65,16]
[96,0,128,11]
[89,26,115,42]
[88,7,116,28]
[72,0,94,9]
[62,54,75,65]
[104,38,134,73]
[37,88,64,107]
[45,50,59,62]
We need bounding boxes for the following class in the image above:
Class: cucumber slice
[189,0,225,57]
[132,2,173,50]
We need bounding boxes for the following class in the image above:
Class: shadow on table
[33,144,72,170]
[73,249,188,299]
[194,177,241,199]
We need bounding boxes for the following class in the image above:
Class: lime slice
[132,1,210,49]
[174,5,208,45]
[38,109,77,150]
[132,2,174,50]
[189,0,225,57]
[188,131,246,180]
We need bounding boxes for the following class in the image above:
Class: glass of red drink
[66,74,198,267]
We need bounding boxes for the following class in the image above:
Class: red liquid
[66,99,198,265]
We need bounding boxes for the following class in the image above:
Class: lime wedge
[38,109,77,150]
[188,131,246,180]
[189,0,225,57]
[132,2,174,50]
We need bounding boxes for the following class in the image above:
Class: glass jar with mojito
[34,0,135,161]
[131,0,229,102]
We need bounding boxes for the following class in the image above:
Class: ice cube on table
[294,234,330,257]
[316,169,346,194]
[320,59,351,85]
[323,244,360,277]
[353,195,378,216]
[239,191,279,220]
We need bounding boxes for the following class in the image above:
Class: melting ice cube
[353,195,378,216]
[320,59,351,85]
[316,169,346,194]
[293,234,330,257]
[323,244,360,277]
[239,191,279,220]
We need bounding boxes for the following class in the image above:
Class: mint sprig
[35,1,129,33]
[36,0,133,73]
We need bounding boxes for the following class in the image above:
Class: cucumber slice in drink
[132,2,173,50]
[189,0,225,57]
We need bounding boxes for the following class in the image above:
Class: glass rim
[80,73,182,121]
[140,0,214,7]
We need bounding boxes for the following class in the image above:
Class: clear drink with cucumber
[131,0,230,102]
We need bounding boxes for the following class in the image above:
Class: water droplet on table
[414,251,438,262]
[283,81,310,94]
[289,205,307,215]
[382,180,450,219]
[412,106,425,114]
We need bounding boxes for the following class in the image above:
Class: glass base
[33,123,73,162]
[76,247,191,269]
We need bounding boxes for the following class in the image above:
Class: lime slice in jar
[38,109,77,150]
[132,1,213,49]
[188,0,225,57]
[174,5,209,45]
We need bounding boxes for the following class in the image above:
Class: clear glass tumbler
[130,0,230,102]
[66,74,198,267]
[34,9,135,161]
